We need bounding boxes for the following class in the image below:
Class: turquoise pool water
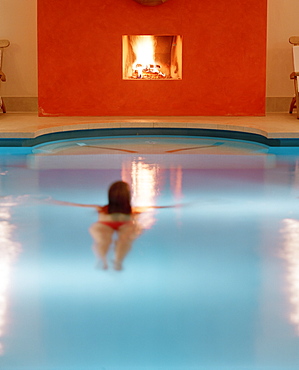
[1,136,299,370]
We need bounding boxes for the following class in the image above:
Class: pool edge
[0,127,298,147]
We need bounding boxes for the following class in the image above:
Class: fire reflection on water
[280,218,299,335]
[122,159,184,230]
[122,159,161,230]
[0,200,21,355]
[170,165,183,202]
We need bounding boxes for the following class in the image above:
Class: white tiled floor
[0,112,299,139]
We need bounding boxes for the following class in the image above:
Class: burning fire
[123,35,182,80]
[130,35,166,79]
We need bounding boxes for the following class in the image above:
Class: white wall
[0,0,37,97]
[0,0,298,98]
[267,0,299,97]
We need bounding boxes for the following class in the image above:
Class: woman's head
[108,181,132,214]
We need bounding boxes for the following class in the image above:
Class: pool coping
[0,127,298,148]
[1,113,299,147]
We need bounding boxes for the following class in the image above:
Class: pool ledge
[1,113,299,147]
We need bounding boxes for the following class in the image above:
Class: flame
[130,35,165,79]
[123,35,182,80]
[132,36,157,71]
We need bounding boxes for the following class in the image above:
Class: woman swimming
[48,180,180,270]
[89,181,142,270]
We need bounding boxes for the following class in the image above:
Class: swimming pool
[1,135,299,370]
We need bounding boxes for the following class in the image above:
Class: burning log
[131,64,168,79]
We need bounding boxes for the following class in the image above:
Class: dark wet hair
[108,181,132,214]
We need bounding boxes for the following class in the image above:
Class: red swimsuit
[98,205,132,231]
[100,221,130,231]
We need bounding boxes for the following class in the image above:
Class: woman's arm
[132,204,186,213]
[47,198,102,211]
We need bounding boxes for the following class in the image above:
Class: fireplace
[37,0,267,116]
[122,35,182,80]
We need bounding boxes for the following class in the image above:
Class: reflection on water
[122,159,184,229]
[122,158,161,230]
[3,138,299,369]
[0,200,21,355]
[170,165,183,202]
[280,218,299,335]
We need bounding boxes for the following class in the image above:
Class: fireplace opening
[122,35,182,80]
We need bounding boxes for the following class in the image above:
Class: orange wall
[38,0,267,116]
